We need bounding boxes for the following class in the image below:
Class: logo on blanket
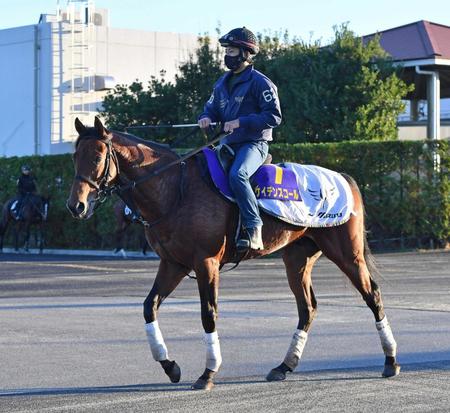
[252,165,301,201]
[317,211,343,219]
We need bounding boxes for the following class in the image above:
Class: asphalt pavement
[0,249,449,412]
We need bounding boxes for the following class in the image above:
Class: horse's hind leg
[143,259,190,383]
[310,218,400,378]
[191,256,221,391]
[267,238,321,381]
[114,221,129,256]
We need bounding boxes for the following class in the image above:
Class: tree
[101,25,413,145]
[175,36,224,123]
[257,25,413,142]
[101,36,222,144]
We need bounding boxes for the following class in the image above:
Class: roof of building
[364,20,450,62]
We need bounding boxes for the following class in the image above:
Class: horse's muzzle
[66,200,87,218]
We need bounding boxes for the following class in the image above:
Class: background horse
[67,117,400,391]
[0,194,49,253]
[113,198,150,257]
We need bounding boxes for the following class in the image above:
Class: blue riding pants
[228,141,269,229]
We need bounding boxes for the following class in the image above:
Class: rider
[14,165,37,220]
[198,27,282,251]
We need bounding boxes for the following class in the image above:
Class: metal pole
[415,66,441,172]
[415,66,440,140]
[34,24,40,155]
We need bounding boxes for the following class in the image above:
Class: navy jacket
[17,174,37,196]
[199,66,282,145]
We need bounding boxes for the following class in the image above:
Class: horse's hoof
[163,360,181,383]
[382,363,401,378]
[191,377,214,391]
[266,363,292,382]
[266,367,287,382]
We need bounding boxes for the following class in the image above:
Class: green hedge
[270,140,450,247]
[0,140,448,250]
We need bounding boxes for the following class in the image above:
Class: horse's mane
[112,131,177,157]
[75,128,177,158]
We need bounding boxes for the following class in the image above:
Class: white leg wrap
[205,331,222,372]
[283,329,308,371]
[375,316,397,357]
[145,321,169,361]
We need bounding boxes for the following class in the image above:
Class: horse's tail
[341,173,380,279]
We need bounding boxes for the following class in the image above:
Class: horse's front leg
[23,223,31,252]
[38,221,45,253]
[0,221,6,252]
[267,239,321,382]
[143,259,190,383]
[14,223,21,251]
[192,257,221,391]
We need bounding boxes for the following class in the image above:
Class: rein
[117,130,229,193]
[74,130,226,215]
[74,129,237,277]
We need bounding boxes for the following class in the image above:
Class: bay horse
[0,194,49,253]
[113,198,150,256]
[67,117,400,390]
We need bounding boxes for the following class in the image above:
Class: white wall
[96,27,199,85]
[0,16,201,157]
[398,124,450,140]
[0,25,37,157]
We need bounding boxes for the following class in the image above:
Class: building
[0,1,200,157]
[364,20,450,140]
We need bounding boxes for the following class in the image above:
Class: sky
[1,0,450,43]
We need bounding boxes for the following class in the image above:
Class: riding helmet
[219,27,259,55]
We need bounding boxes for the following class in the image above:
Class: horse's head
[66,117,119,219]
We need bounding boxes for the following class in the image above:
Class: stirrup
[236,227,264,251]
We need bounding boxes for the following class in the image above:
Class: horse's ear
[74,118,86,135]
[94,116,109,138]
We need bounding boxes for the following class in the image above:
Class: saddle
[10,200,20,220]
[216,143,272,173]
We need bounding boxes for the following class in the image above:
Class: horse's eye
[94,156,102,165]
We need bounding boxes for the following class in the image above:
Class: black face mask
[224,49,246,71]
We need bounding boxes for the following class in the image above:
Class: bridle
[73,132,189,226]
[74,137,120,206]
[72,129,237,276]
[74,130,229,211]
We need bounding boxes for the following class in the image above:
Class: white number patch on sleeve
[207,92,215,104]
[262,89,273,102]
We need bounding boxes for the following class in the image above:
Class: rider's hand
[223,119,240,133]
[198,117,212,129]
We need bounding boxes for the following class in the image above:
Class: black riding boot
[236,226,264,251]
